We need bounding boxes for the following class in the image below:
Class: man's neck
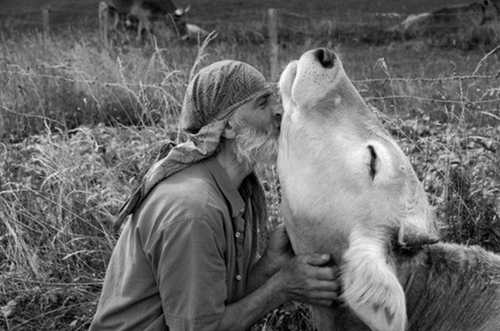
[216,141,254,189]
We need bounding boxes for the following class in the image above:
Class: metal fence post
[42,9,50,40]
[99,2,109,48]
[268,8,279,83]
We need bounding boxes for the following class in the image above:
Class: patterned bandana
[114,60,271,230]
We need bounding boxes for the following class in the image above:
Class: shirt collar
[203,157,246,218]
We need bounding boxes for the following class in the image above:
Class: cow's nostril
[314,48,335,69]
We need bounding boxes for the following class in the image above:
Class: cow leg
[136,19,143,42]
[112,12,119,29]
[341,225,407,331]
[146,23,154,43]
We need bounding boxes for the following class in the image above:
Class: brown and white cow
[107,0,190,42]
[277,48,500,331]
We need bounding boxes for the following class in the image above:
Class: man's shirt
[90,157,260,331]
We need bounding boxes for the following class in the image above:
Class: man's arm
[150,218,338,331]
[216,223,339,331]
[216,253,339,331]
[247,223,294,292]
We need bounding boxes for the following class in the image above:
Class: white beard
[232,120,279,166]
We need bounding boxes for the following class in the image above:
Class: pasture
[1,0,500,329]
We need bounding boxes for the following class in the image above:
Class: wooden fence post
[99,2,109,48]
[42,9,50,40]
[268,8,279,83]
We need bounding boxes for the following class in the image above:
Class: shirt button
[235,232,241,238]
[236,275,242,281]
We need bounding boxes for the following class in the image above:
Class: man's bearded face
[232,115,280,166]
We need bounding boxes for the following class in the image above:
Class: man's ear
[222,119,237,139]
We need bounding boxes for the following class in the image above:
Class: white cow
[277,48,500,331]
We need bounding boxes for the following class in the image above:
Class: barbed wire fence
[0,3,499,256]
[1,5,500,129]
[1,4,498,38]
[0,7,499,331]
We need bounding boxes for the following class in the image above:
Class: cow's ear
[342,227,407,331]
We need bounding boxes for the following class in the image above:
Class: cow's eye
[367,145,377,180]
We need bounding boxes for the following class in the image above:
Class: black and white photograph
[1,0,499,330]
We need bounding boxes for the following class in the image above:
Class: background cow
[277,48,500,331]
[186,23,209,39]
[107,0,190,42]
[390,0,500,38]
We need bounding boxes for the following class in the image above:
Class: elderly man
[89,60,339,331]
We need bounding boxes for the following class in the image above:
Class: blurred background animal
[107,0,190,42]
[390,0,500,38]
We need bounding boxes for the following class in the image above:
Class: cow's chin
[232,124,279,167]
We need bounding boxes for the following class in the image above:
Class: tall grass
[0,30,193,141]
[0,125,179,329]
[1,14,500,330]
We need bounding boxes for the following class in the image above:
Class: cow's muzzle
[313,48,336,69]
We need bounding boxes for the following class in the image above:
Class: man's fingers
[315,279,339,292]
[301,253,331,266]
[280,253,341,306]
[313,266,339,281]
[303,289,341,306]
[274,222,287,233]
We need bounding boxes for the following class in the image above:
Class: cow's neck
[398,243,500,331]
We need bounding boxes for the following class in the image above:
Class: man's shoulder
[155,162,219,203]
[133,162,230,250]
[137,162,228,226]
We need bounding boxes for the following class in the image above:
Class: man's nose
[272,104,283,127]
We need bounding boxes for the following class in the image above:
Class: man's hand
[274,253,340,307]
[262,223,295,271]
[254,223,340,307]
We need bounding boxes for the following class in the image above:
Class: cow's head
[278,48,438,331]
[278,48,436,246]
[169,5,190,40]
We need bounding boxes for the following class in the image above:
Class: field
[1,1,500,330]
